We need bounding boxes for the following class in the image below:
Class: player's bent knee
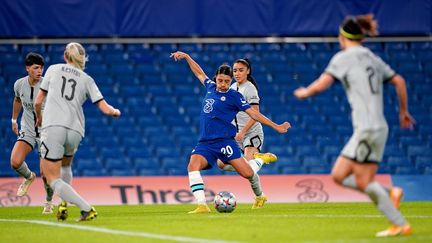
[239,170,254,179]
[331,173,344,185]
[10,158,22,170]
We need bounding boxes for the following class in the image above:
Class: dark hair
[340,14,378,40]
[25,52,45,66]
[235,58,259,91]
[213,64,233,80]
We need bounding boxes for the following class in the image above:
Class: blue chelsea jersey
[198,79,251,141]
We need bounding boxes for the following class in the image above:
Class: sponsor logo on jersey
[203,99,215,113]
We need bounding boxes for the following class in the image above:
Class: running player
[34,42,121,221]
[171,51,290,213]
[217,58,266,170]
[10,52,55,213]
[294,14,414,237]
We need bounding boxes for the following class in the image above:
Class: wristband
[11,118,17,124]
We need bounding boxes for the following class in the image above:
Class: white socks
[248,159,263,173]
[16,162,32,179]
[365,182,407,226]
[248,173,263,197]
[50,179,91,212]
[61,165,73,185]
[221,158,263,173]
[188,171,206,204]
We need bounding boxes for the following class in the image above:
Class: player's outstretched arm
[96,100,121,117]
[293,73,334,99]
[389,74,415,129]
[170,51,208,84]
[245,108,290,134]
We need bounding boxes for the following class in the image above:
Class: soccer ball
[214,191,237,213]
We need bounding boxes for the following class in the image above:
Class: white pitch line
[229,214,432,219]
[0,219,242,243]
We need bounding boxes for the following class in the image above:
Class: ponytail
[356,14,378,37]
[340,14,378,40]
[64,42,88,70]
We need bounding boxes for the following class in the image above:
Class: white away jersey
[325,46,395,130]
[40,63,103,137]
[14,76,42,137]
[230,81,263,133]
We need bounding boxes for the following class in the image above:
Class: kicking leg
[187,154,211,214]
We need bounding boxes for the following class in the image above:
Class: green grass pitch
[1,202,431,242]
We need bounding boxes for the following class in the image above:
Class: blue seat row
[0,41,431,176]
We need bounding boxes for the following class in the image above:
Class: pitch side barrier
[1,175,431,206]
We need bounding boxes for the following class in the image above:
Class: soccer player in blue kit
[171,51,290,213]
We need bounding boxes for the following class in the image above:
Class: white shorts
[17,129,40,151]
[40,126,82,161]
[237,130,264,152]
[341,127,388,163]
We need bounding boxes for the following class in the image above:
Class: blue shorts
[191,138,243,169]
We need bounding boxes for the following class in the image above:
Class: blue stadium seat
[98,44,124,53]
[259,166,280,175]
[383,145,406,157]
[394,166,419,174]
[76,159,103,171]
[255,43,281,52]
[126,43,151,52]
[134,157,160,170]
[128,148,151,160]
[281,166,307,174]
[100,147,124,160]
[262,52,286,63]
[407,145,432,158]
[410,42,432,51]
[167,168,188,176]
[308,165,331,174]
[417,52,432,62]
[178,43,201,52]
[424,166,432,175]
[363,42,383,51]
[74,147,98,160]
[162,157,183,170]
[201,169,222,176]
[377,164,391,174]
[111,168,136,176]
[81,168,108,176]
[282,43,307,52]
[387,156,409,168]
[105,53,128,63]
[204,43,229,52]
[414,156,432,171]
[302,156,325,167]
[21,44,46,53]
[138,168,165,176]
[307,42,332,51]
[385,42,408,51]
[0,44,17,52]
[230,43,255,52]
[105,158,130,171]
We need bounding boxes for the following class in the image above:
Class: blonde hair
[64,42,88,70]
